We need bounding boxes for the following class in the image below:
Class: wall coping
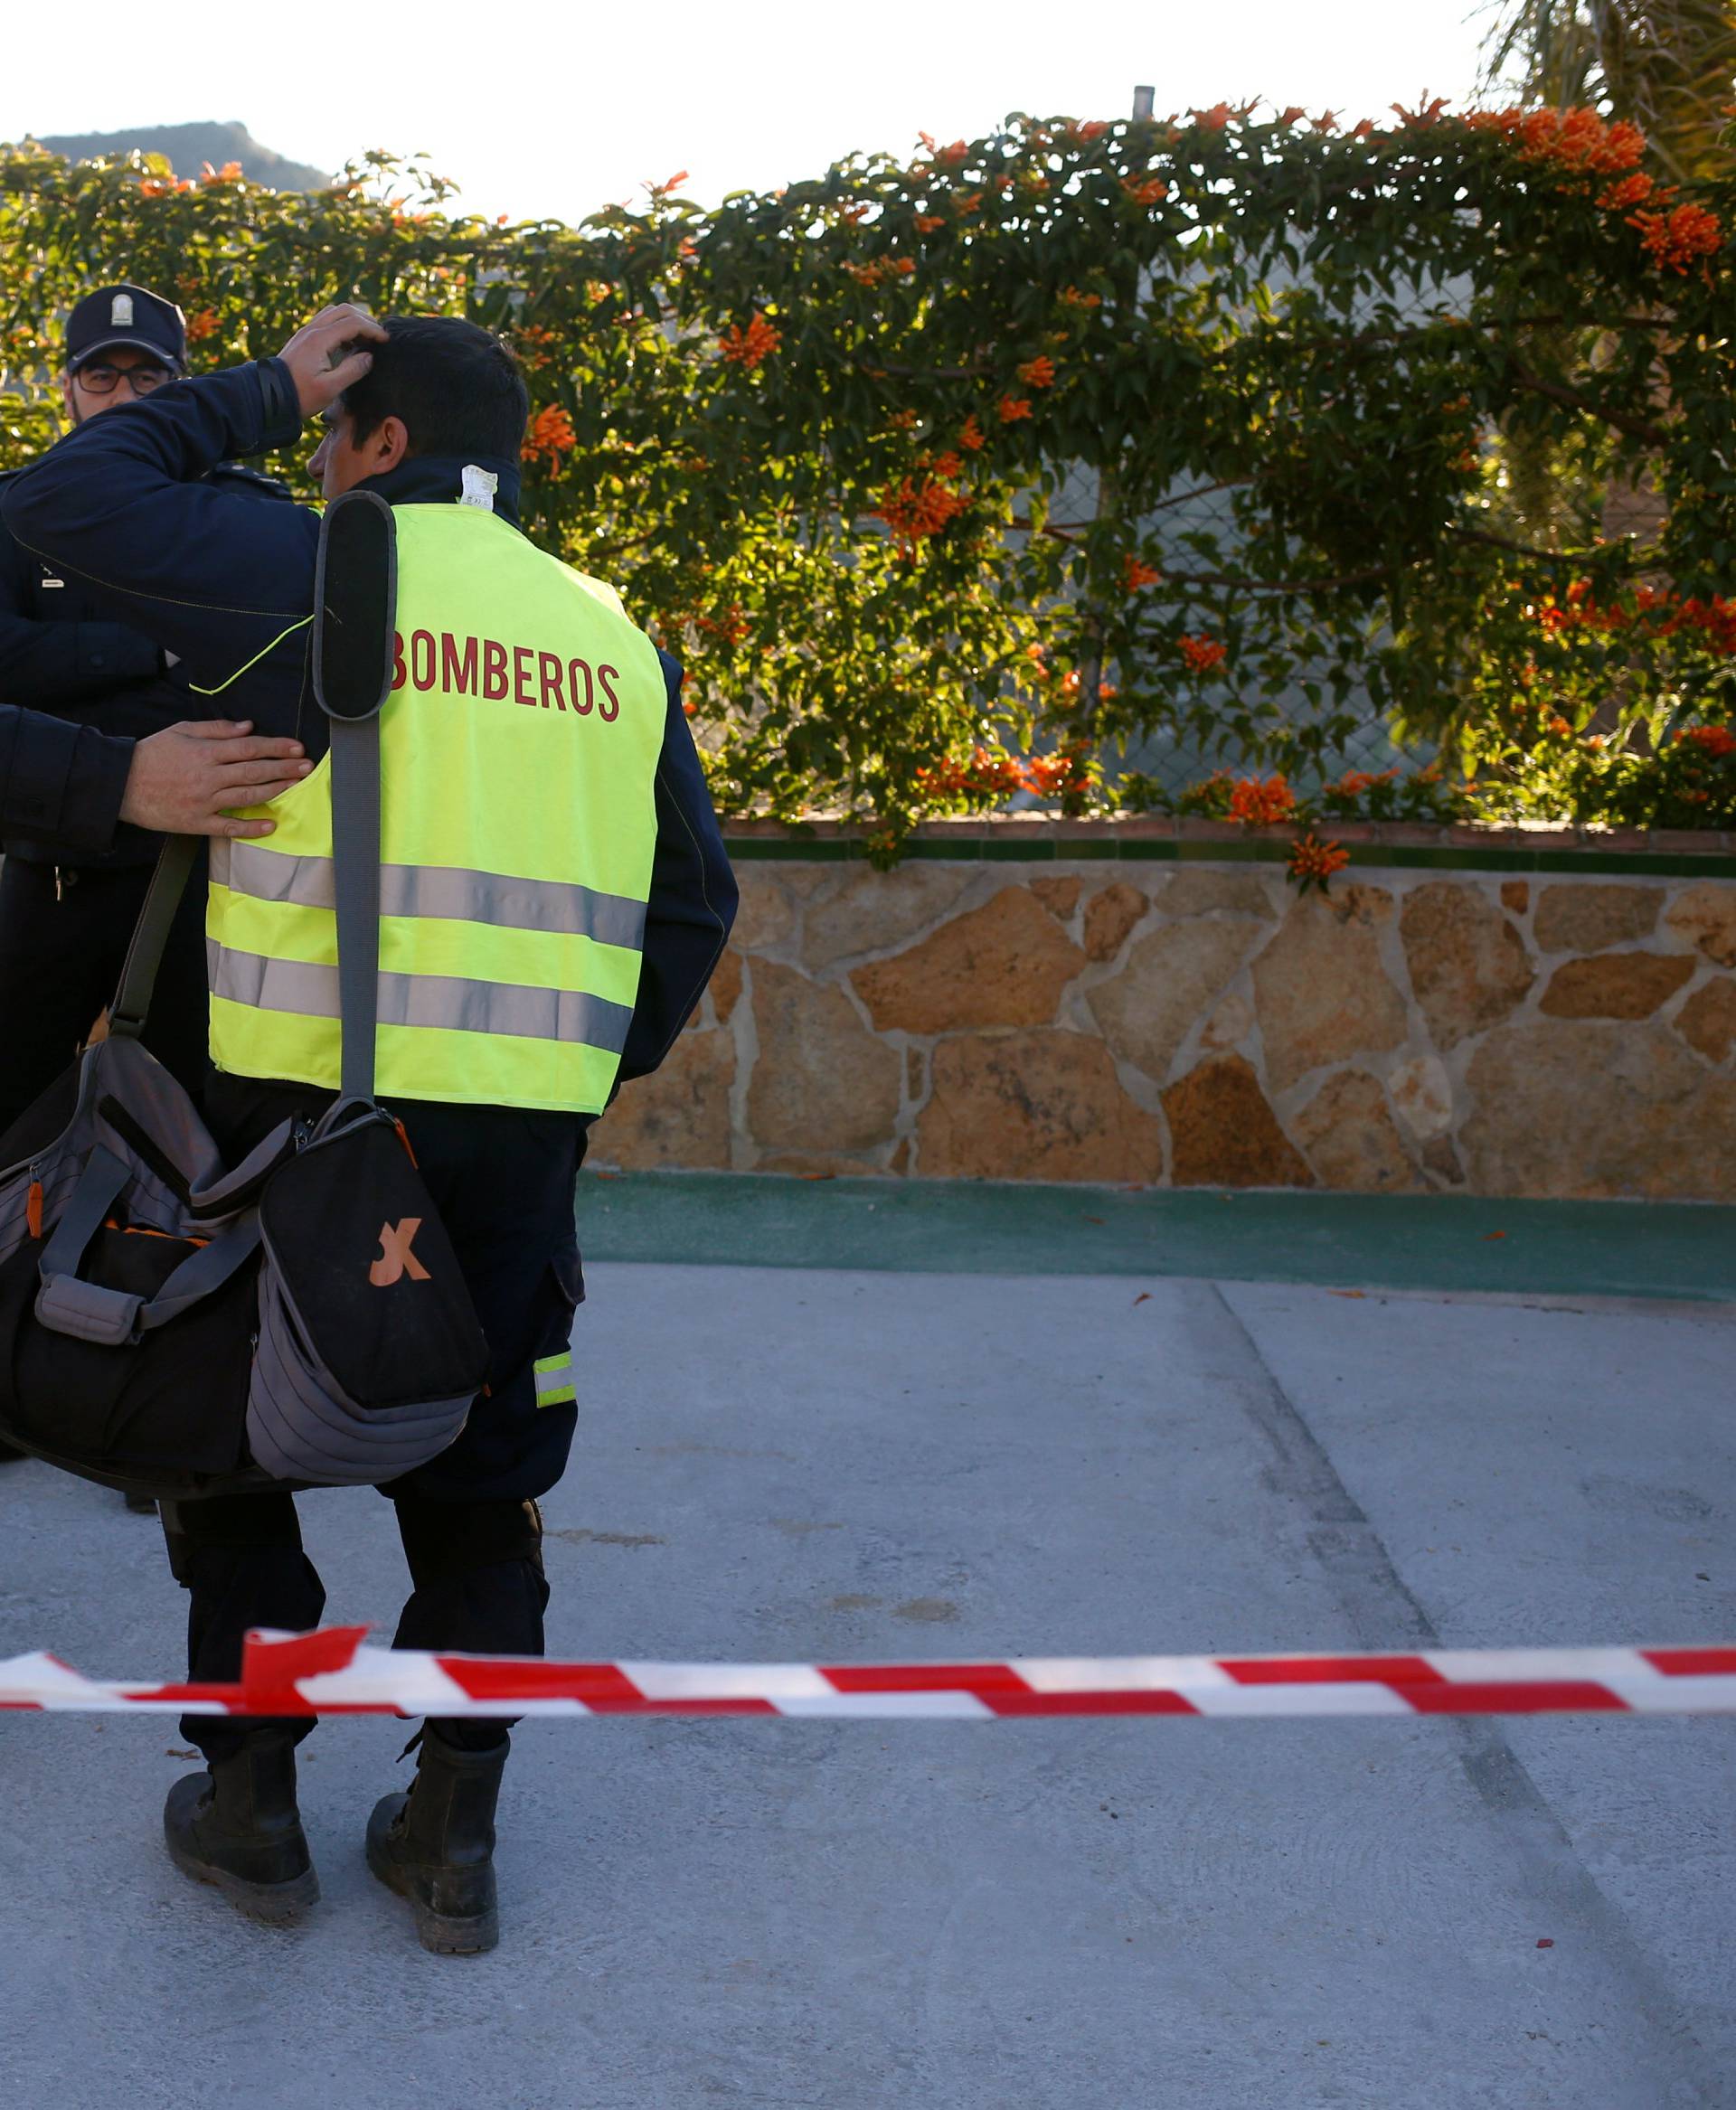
[722,815,1736,878]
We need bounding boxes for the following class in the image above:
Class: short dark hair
[340,316,529,460]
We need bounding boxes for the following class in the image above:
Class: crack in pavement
[1202,1278,1725,2110]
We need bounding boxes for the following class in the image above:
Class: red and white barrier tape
[2,1626,1734,1719]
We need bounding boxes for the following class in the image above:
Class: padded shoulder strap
[313,489,398,1105]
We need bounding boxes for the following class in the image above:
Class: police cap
[65,284,187,375]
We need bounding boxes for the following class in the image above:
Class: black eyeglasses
[77,362,175,396]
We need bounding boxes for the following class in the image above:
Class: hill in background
[32,119,331,192]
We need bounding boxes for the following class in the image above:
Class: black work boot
[366,1727,507,1955]
[163,1735,319,1923]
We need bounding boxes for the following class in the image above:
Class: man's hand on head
[118,721,312,839]
[276,304,389,420]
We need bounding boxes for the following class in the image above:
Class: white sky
[4,0,1495,225]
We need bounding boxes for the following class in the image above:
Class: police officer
[0,286,297,1124]
[0,284,306,1486]
[4,305,736,1955]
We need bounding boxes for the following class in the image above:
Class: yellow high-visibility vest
[205,501,665,1115]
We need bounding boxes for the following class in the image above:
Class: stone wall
[590,848,1736,1201]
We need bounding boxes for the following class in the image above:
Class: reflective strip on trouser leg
[533,1352,576,1408]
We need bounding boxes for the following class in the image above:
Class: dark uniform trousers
[163,1074,588,1763]
[0,855,212,1132]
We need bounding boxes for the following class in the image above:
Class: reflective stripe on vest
[203,502,665,1115]
[207,940,636,1053]
[216,843,648,952]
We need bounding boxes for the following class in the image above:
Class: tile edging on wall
[722,832,1736,879]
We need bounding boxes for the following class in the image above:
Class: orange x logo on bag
[370,1218,431,1287]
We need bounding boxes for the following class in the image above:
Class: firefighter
[3,306,736,1954]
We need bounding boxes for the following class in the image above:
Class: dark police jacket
[1,359,737,1084]
[0,702,135,857]
[0,456,293,866]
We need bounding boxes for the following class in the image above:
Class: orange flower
[915,744,1030,800]
[1016,354,1056,389]
[1123,555,1161,592]
[1676,725,1736,757]
[200,160,243,184]
[844,256,916,287]
[958,414,986,451]
[1058,285,1103,309]
[1077,121,1109,142]
[915,214,947,232]
[1288,834,1351,890]
[719,313,782,368]
[926,451,964,480]
[516,324,560,370]
[1598,171,1654,212]
[1631,201,1722,274]
[956,192,984,214]
[1472,106,1647,176]
[1228,774,1297,826]
[1058,671,1119,702]
[694,605,750,644]
[997,395,1033,423]
[1122,175,1168,207]
[1194,102,1234,132]
[1021,749,1093,796]
[869,474,970,551]
[521,405,577,467]
[1178,633,1227,674]
[184,308,221,343]
[937,140,969,165]
[890,409,919,429]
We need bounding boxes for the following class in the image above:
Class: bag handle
[313,487,399,1106]
[108,835,200,1041]
[33,1141,264,1345]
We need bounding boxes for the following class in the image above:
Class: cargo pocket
[532,1246,582,1414]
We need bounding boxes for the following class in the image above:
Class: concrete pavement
[3,1259,1732,2108]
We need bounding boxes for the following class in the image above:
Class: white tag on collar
[459,464,498,512]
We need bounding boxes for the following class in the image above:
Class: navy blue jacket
[1,358,737,1081]
[0,456,294,865]
[0,702,136,856]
